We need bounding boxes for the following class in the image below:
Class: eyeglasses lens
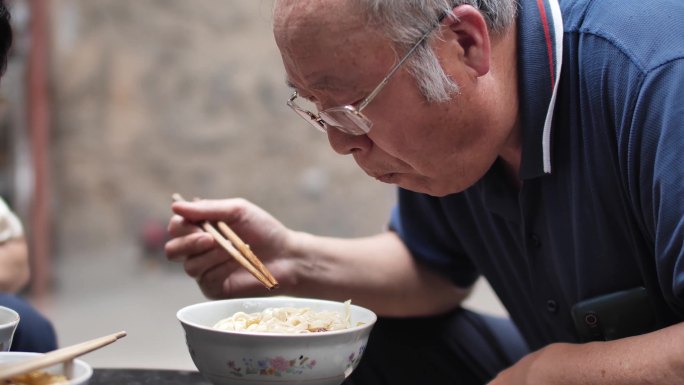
[288,98,326,132]
[320,109,372,135]
[288,93,372,135]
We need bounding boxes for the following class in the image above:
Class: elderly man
[166,0,684,383]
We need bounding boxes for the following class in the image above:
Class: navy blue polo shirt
[390,0,684,350]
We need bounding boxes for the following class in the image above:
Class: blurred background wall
[48,0,396,270]
[0,0,503,369]
[0,0,399,368]
[4,0,396,289]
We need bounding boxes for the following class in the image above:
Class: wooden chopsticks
[0,331,126,381]
[172,193,279,290]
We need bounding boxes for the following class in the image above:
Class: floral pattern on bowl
[226,345,366,379]
[227,355,316,377]
[346,345,366,370]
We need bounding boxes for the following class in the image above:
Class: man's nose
[326,127,371,155]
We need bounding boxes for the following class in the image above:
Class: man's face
[274,0,512,196]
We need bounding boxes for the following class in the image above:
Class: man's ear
[441,5,491,77]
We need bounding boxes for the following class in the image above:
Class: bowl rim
[177,297,377,337]
[0,351,93,384]
[0,305,20,326]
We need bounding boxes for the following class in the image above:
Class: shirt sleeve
[622,58,684,315]
[389,188,480,288]
[0,197,24,243]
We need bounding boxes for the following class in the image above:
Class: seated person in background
[0,1,57,353]
[0,197,57,352]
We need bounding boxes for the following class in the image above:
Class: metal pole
[27,0,51,297]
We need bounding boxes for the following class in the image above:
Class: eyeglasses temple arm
[357,13,447,112]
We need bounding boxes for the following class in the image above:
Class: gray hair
[354,0,518,102]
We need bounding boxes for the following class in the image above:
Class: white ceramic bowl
[0,306,20,352]
[0,351,93,385]
[177,297,377,385]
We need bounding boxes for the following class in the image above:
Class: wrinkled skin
[273,0,521,197]
[165,198,293,299]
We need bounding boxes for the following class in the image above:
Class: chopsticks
[172,193,279,290]
[0,331,126,381]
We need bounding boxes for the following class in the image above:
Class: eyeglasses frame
[286,12,446,135]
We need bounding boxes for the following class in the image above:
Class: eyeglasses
[286,16,443,136]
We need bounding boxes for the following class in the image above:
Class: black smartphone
[571,286,658,342]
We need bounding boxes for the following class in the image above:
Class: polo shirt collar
[517,0,564,179]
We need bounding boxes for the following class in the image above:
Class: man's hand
[165,198,293,299]
[489,322,684,384]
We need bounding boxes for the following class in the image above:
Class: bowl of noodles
[177,297,377,385]
[0,351,93,385]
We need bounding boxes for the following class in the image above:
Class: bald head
[273,0,360,32]
[273,0,390,95]
[271,0,465,103]
[273,0,369,57]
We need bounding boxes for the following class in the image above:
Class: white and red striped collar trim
[536,0,564,173]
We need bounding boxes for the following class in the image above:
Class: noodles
[213,300,353,333]
[2,371,67,385]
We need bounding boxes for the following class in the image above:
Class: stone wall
[48,0,395,260]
